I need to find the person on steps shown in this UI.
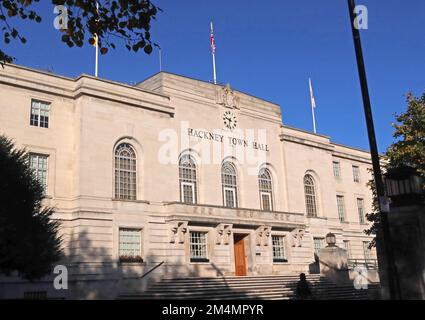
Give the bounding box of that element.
[295,273,313,300]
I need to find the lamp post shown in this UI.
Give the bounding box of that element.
[385,166,425,207]
[346,0,400,299]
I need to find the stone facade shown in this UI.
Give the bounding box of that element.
[0,64,376,299]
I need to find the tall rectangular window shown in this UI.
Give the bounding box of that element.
[272,235,286,262]
[29,154,48,192]
[190,232,208,262]
[119,228,142,261]
[313,237,325,259]
[352,165,360,183]
[333,161,341,178]
[224,187,237,208]
[30,100,50,128]
[357,198,365,224]
[343,240,352,259]
[261,192,272,211]
[181,182,195,204]
[336,195,346,222]
[363,241,371,260]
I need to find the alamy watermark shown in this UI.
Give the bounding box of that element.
[53,6,68,31]
[354,5,368,30]
[53,265,68,290]
[158,121,269,175]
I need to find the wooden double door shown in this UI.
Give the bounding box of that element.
[233,234,247,276]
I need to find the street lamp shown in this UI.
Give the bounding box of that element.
[385,166,424,207]
[346,0,400,299]
[325,233,337,247]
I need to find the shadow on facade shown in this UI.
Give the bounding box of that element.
[33,231,258,300]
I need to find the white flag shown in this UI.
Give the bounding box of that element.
[309,78,316,109]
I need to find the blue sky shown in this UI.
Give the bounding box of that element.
[3,0,425,152]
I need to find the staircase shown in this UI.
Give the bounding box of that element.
[118,274,381,300]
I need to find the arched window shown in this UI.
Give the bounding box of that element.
[304,174,317,217]
[179,154,197,204]
[222,162,238,208]
[259,168,273,211]
[114,143,137,200]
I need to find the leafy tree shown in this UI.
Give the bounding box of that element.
[0,135,62,280]
[0,0,161,66]
[365,92,425,245]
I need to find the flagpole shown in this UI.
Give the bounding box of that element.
[309,78,317,133]
[95,38,99,77]
[95,2,99,77]
[212,49,217,85]
[210,22,217,84]
[159,47,162,72]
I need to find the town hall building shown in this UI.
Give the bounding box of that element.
[0,64,376,299]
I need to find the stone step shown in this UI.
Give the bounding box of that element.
[122,286,377,300]
[152,281,380,290]
[117,274,381,300]
[159,275,323,282]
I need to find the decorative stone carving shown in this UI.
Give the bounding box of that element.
[217,84,239,109]
[169,221,179,243]
[255,225,272,246]
[215,224,232,245]
[169,221,188,244]
[291,228,305,247]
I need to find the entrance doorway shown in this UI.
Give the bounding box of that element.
[233,234,247,276]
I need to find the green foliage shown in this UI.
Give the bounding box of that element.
[365,92,425,245]
[0,0,161,66]
[0,135,62,280]
[386,92,425,177]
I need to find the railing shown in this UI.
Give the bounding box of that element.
[347,259,378,270]
[139,261,165,280]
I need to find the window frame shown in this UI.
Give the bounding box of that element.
[180,181,196,204]
[30,99,51,128]
[352,165,361,183]
[333,161,341,179]
[179,154,198,204]
[357,198,365,224]
[336,195,346,222]
[114,143,137,201]
[272,235,287,263]
[223,187,237,208]
[28,153,49,193]
[189,231,209,263]
[259,168,274,211]
[222,162,238,208]
[304,174,318,217]
[260,191,273,212]
[118,228,143,263]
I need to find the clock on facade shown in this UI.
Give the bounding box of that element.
[223,111,237,130]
